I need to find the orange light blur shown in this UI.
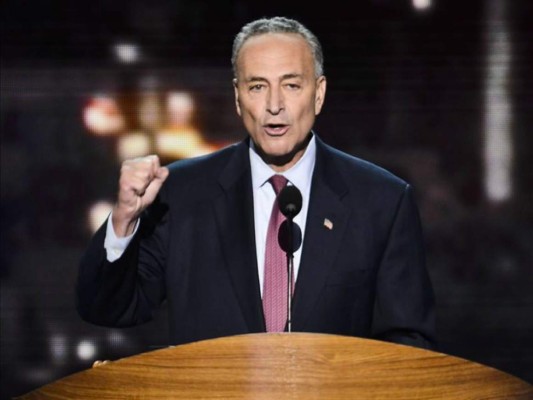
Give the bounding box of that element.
[83,96,125,136]
[154,91,220,159]
[156,128,218,159]
[117,132,152,161]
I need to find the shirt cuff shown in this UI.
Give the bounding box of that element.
[104,213,139,262]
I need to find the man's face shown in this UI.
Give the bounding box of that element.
[233,33,326,171]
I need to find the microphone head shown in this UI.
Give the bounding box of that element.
[278,185,302,218]
[278,220,302,253]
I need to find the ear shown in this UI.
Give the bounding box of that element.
[314,75,327,115]
[233,78,242,116]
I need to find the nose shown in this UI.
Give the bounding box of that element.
[266,87,284,115]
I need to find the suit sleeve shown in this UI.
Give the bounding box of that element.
[371,184,436,349]
[75,198,169,327]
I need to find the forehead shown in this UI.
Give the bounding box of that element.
[236,33,314,78]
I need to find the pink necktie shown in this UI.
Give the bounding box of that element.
[263,174,290,332]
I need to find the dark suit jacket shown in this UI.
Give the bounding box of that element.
[77,135,435,349]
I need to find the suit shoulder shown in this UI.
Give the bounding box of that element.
[157,141,244,202]
[322,143,408,191]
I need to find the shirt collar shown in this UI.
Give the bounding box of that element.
[249,134,316,193]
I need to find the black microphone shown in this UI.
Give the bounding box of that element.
[278,185,302,219]
[278,220,302,253]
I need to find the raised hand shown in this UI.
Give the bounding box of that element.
[111,155,169,237]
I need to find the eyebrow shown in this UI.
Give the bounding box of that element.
[244,73,304,83]
[281,73,303,80]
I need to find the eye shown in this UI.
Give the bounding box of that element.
[285,83,301,90]
[249,84,265,92]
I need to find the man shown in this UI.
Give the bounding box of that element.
[77,17,435,349]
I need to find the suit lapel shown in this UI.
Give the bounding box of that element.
[292,138,351,330]
[213,140,265,332]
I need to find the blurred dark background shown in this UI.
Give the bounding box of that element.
[1,0,532,397]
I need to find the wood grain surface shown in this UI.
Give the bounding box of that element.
[18,333,533,399]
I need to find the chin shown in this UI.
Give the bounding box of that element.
[263,144,293,158]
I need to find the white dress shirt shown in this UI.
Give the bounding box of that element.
[104,135,317,297]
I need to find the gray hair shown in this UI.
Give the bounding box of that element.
[231,16,324,78]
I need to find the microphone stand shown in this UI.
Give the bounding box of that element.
[286,217,294,333]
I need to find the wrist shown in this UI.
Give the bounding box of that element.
[111,207,139,237]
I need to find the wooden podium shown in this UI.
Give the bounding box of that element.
[18,333,532,399]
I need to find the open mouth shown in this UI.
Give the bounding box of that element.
[264,124,289,136]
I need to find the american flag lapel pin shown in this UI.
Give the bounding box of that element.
[323,218,333,230]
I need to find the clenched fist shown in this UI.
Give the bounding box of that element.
[112,155,169,237]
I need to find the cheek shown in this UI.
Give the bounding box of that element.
[295,101,317,123]
[242,103,263,122]
[240,109,261,133]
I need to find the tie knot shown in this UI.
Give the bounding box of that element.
[269,175,288,195]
